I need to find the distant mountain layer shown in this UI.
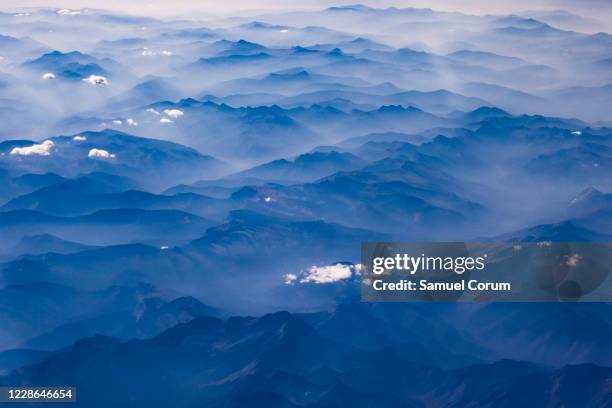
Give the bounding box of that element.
[0,282,216,351]
[0,208,214,246]
[224,151,366,183]
[0,130,230,189]
[3,304,610,407]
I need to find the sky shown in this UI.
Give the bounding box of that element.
[2,0,611,32]
[3,0,611,17]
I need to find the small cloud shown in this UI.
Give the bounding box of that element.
[160,245,169,250]
[42,72,55,80]
[82,75,108,86]
[111,119,122,125]
[88,148,116,159]
[299,263,357,284]
[264,196,272,203]
[126,118,138,126]
[284,273,297,285]
[11,140,54,156]
[73,135,87,141]
[57,9,82,15]
[164,109,184,119]
[280,29,289,33]
[141,49,173,57]
[160,117,173,124]
[565,253,582,267]
[146,108,160,115]
[572,131,582,136]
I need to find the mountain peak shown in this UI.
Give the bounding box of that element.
[468,106,510,120]
[571,187,603,205]
[377,105,423,114]
[292,46,317,54]
[471,106,508,115]
[327,48,344,56]
[327,4,372,12]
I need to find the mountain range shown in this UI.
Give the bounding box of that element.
[0,3,610,407]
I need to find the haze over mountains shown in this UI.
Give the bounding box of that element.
[0,3,611,407]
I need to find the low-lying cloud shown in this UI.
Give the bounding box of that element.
[10,140,54,156]
[141,49,173,57]
[164,109,184,119]
[88,148,116,159]
[83,75,109,86]
[285,263,361,285]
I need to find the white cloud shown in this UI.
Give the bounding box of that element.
[42,72,55,80]
[88,148,116,159]
[73,135,87,141]
[126,118,138,126]
[164,109,184,118]
[82,75,108,86]
[141,49,173,57]
[160,245,169,250]
[280,29,289,33]
[57,9,82,16]
[112,119,123,125]
[10,140,54,156]
[299,263,357,284]
[146,108,160,115]
[565,253,583,267]
[264,196,272,203]
[572,131,582,136]
[284,273,297,284]
[160,117,173,124]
